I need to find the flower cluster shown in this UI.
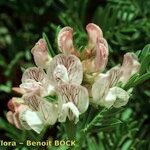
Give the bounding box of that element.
[6,23,140,133]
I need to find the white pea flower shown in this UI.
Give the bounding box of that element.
[6,97,44,133]
[19,109,45,133]
[31,38,52,69]
[6,105,29,129]
[22,94,58,130]
[119,52,141,83]
[92,52,140,108]
[56,83,89,123]
[20,67,55,97]
[57,27,74,54]
[22,93,58,125]
[47,54,83,85]
[6,96,58,133]
[6,97,26,129]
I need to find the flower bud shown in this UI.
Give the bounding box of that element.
[31,39,51,69]
[58,27,74,53]
[6,98,28,129]
[119,52,140,83]
[7,97,24,112]
[82,38,108,73]
[86,23,103,46]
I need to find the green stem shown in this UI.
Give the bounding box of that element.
[66,120,76,139]
[74,107,95,150]
[73,131,84,150]
[83,108,107,133]
[64,120,77,150]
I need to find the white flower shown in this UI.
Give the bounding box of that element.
[58,27,74,54]
[92,69,119,106]
[22,93,58,125]
[6,96,58,133]
[20,67,55,97]
[6,97,43,133]
[119,52,141,83]
[47,54,83,85]
[92,52,140,108]
[56,83,89,123]
[31,38,52,69]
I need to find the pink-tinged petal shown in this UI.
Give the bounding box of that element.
[7,97,24,112]
[31,39,47,54]
[31,38,51,69]
[86,23,103,45]
[47,54,83,85]
[21,67,54,97]
[16,104,29,113]
[57,27,75,54]
[94,38,108,72]
[38,99,58,125]
[82,38,108,73]
[13,112,22,129]
[21,67,47,84]
[6,111,14,125]
[119,53,140,83]
[95,43,107,72]
[98,37,108,50]
[82,23,109,73]
[56,83,89,114]
[12,87,26,95]
[7,99,15,112]
[6,100,31,130]
[21,94,58,126]
[7,110,23,129]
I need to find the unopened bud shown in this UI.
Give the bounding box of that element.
[31,39,51,69]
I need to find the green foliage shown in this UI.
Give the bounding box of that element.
[42,32,56,57]
[84,108,149,150]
